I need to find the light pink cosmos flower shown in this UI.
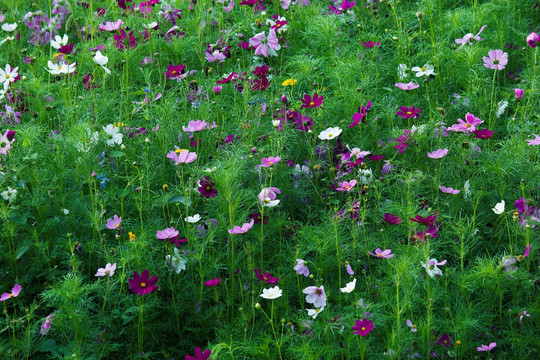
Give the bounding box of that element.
[228,219,255,234]
[455,25,486,50]
[439,185,460,194]
[95,263,116,277]
[260,156,281,167]
[395,81,419,91]
[368,248,394,258]
[182,120,217,132]
[0,284,21,301]
[406,319,417,332]
[483,49,508,70]
[249,30,281,57]
[448,112,484,133]
[99,20,123,32]
[477,343,496,352]
[166,147,197,164]
[427,148,448,159]
[525,134,540,146]
[106,215,122,229]
[258,187,281,206]
[336,179,357,192]
[40,314,54,335]
[303,285,327,308]
[156,227,179,241]
[281,0,290,9]
[346,263,354,275]
[0,129,15,156]
[294,259,309,277]
[205,50,226,63]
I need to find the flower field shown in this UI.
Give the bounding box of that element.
[0,0,539,359]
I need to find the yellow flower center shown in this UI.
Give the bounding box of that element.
[5,75,9,79]
[406,111,412,115]
[328,133,333,137]
[172,70,177,74]
[429,265,434,270]
[309,101,315,106]
[140,282,147,288]
[345,186,350,189]
[421,67,426,71]
[9,293,14,298]
[465,123,471,128]
[268,162,272,165]
[206,186,211,191]
[58,66,63,70]
[175,148,188,153]
[377,253,383,257]
[276,24,281,27]
[264,198,270,203]
[443,340,448,344]
[361,327,366,331]
[413,324,417,328]
[115,223,119,228]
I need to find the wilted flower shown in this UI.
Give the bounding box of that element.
[406,319,417,332]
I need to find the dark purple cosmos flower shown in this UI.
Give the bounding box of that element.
[198,177,218,198]
[396,106,421,119]
[300,93,324,108]
[204,277,221,287]
[185,347,213,360]
[295,113,314,132]
[58,44,74,54]
[114,28,137,50]
[352,319,374,336]
[473,129,493,139]
[249,212,268,224]
[254,269,279,284]
[383,213,402,225]
[129,269,159,296]
[437,333,453,348]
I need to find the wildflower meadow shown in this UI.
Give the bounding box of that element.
[1,0,540,358]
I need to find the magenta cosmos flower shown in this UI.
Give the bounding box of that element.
[514,88,524,99]
[0,284,21,301]
[352,319,374,336]
[255,269,279,284]
[362,41,380,48]
[473,129,493,139]
[448,112,483,133]
[294,259,309,277]
[185,347,213,360]
[303,285,327,308]
[300,93,324,108]
[336,179,357,192]
[525,134,540,145]
[477,342,496,352]
[427,148,448,159]
[527,31,540,47]
[40,314,54,335]
[204,277,221,287]
[439,185,460,194]
[368,248,394,258]
[106,215,122,229]
[228,219,255,234]
[383,213,402,225]
[396,106,421,119]
[483,49,508,70]
[0,130,15,157]
[249,30,281,57]
[395,82,419,91]
[437,333,453,347]
[129,269,159,296]
[167,147,197,164]
[260,156,281,167]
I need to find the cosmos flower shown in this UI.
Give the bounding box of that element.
[0,284,21,301]
[228,219,255,234]
[318,127,342,140]
[128,269,159,296]
[526,31,540,48]
[455,25,487,50]
[167,147,197,164]
[492,200,505,215]
[448,113,483,133]
[204,277,221,287]
[395,82,419,91]
[352,319,374,336]
[249,30,281,57]
[198,177,218,198]
[255,269,280,284]
[427,149,448,159]
[294,259,309,277]
[336,180,357,192]
[260,286,282,299]
[383,213,402,225]
[477,343,496,352]
[303,286,327,308]
[483,49,508,70]
[185,347,213,360]
[411,64,436,77]
[306,307,324,319]
[260,156,281,167]
[50,34,69,49]
[340,278,357,293]
[439,185,460,194]
[95,263,116,277]
[99,19,123,31]
[406,319,417,332]
[437,333,453,347]
[0,64,18,91]
[300,93,324,108]
[396,106,422,119]
[105,215,122,229]
[421,258,447,278]
[368,248,394,258]
[525,134,540,145]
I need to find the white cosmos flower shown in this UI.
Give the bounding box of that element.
[421,258,447,278]
[185,214,201,223]
[306,307,324,319]
[50,34,69,49]
[492,200,505,215]
[1,187,17,201]
[340,278,356,293]
[75,128,99,152]
[102,124,123,146]
[46,60,76,75]
[1,23,17,32]
[0,64,18,91]
[411,64,436,77]
[260,286,282,299]
[165,248,187,274]
[93,51,111,74]
[318,126,342,140]
[144,21,158,29]
[0,36,14,46]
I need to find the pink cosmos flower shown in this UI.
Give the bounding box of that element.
[406,319,417,332]
[483,49,508,70]
[346,263,354,275]
[294,259,309,277]
[395,82,419,91]
[228,219,255,234]
[129,269,159,296]
[448,112,483,133]
[205,50,226,63]
[439,185,460,194]
[514,88,524,99]
[95,263,116,277]
[477,343,496,352]
[526,31,540,48]
[455,25,486,50]
[368,248,394,258]
[106,215,122,229]
[524,244,531,258]
[525,134,540,145]
[0,284,21,301]
[99,19,123,31]
[167,148,197,164]
[352,319,374,336]
[303,285,327,308]
[185,347,213,360]
[156,227,187,247]
[204,277,221,287]
[213,86,222,94]
[362,41,380,48]
[182,120,215,132]
[300,93,324,108]
[260,156,281,167]
[427,148,448,159]
[0,129,15,157]
[336,179,357,192]
[396,106,421,119]
[249,30,281,57]
[40,314,54,335]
